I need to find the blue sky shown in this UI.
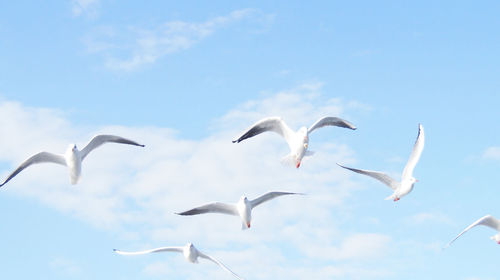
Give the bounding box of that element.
[0,1,499,279]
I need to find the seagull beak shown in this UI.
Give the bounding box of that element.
[296,161,301,168]
[247,222,251,228]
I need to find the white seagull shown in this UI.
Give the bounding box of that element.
[232,116,356,168]
[114,243,244,280]
[337,124,424,201]
[0,135,144,187]
[176,191,303,229]
[446,215,500,247]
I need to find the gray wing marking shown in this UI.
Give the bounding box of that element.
[337,163,400,190]
[250,191,303,209]
[446,215,500,247]
[232,117,294,145]
[113,247,183,255]
[80,134,144,161]
[198,251,244,280]
[307,116,357,134]
[402,124,425,179]
[175,202,238,216]
[0,152,66,187]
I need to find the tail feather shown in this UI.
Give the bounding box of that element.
[384,193,397,201]
[280,154,296,167]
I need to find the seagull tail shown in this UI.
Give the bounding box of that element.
[384,193,397,201]
[280,153,296,167]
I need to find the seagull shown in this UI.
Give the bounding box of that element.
[176,191,303,229]
[232,116,356,168]
[446,215,500,247]
[0,135,144,187]
[114,243,244,279]
[337,124,424,201]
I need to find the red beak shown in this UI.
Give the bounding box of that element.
[247,223,251,228]
[296,162,301,168]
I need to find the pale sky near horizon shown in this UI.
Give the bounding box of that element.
[0,1,499,280]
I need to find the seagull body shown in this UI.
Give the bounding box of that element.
[114,243,243,279]
[446,215,500,247]
[176,191,303,229]
[232,116,356,168]
[0,135,144,187]
[338,124,424,201]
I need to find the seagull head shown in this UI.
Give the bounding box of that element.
[240,196,249,203]
[68,144,78,153]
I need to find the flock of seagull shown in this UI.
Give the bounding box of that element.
[0,115,497,279]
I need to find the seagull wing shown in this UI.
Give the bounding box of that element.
[198,251,244,280]
[175,202,238,216]
[80,134,144,161]
[232,117,294,147]
[446,215,500,247]
[307,116,357,135]
[337,163,400,190]
[0,152,66,187]
[113,247,183,255]
[402,124,425,180]
[250,191,303,209]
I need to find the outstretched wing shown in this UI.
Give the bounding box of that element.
[337,163,400,190]
[307,116,357,135]
[80,135,144,161]
[402,124,425,180]
[0,152,66,187]
[446,215,500,248]
[250,191,303,209]
[198,251,244,280]
[113,247,183,255]
[232,117,294,147]
[175,202,238,216]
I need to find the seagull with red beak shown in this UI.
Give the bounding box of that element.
[232,116,356,168]
[176,191,303,230]
[337,124,424,201]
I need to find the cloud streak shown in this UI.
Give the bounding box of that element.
[84,9,259,70]
[481,146,500,161]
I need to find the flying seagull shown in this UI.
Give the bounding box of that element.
[176,191,303,229]
[446,215,500,247]
[0,134,144,187]
[114,243,244,280]
[337,124,424,201]
[232,116,356,168]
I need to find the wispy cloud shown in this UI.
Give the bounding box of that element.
[406,212,453,226]
[72,0,100,17]
[481,146,500,161]
[84,9,262,70]
[49,257,82,276]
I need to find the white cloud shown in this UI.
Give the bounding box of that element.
[84,9,260,70]
[481,146,500,161]
[0,85,395,279]
[72,0,100,17]
[49,257,82,276]
[406,212,453,226]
